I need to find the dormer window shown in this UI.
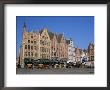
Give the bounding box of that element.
[31,36,33,38]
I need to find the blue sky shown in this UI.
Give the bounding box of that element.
[16,16,94,56]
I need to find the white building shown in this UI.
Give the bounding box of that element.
[81,49,88,63]
[66,38,75,63]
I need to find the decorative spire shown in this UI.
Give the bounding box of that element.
[23,22,26,28]
[23,22,26,32]
[44,27,48,31]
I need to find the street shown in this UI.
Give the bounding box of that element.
[16,67,94,74]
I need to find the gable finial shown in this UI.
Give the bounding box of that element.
[23,22,26,28]
[22,22,27,32]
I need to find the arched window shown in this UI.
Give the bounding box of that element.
[25,45,27,49]
[28,45,30,50]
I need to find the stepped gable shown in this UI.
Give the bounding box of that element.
[48,31,54,40]
[39,29,43,35]
[80,49,82,54]
[88,42,94,50]
[75,48,82,54]
[57,34,63,43]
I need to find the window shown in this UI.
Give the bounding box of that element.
[28,40,30,43]
[31,46,33,50]
[88,57,90,61]
[31,36,33,38]
[42,36,44,38]
[25,52,27,56]
[25,45,27,49]
[28,52,30,56]
[47,49,48,52]
[54,52,56,56]
[40,40,42,44]
[31,52,33,56]
[34,46,36,50]
[41,47,43,52]
[34,41,36,44]
[42,41,44,45]
[91,56,94,61]
[44,48,46,52]
[31,41,33,43]
[42,47,45,52]
[28,45,30,50]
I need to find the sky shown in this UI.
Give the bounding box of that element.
[16,16,94,56]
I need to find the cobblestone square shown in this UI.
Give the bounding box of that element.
[16,67,94,74]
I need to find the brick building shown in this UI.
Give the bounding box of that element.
[87,42,94,61]
[75,48,82,62]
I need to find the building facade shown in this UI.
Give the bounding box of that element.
[20,23,41,67]
[75,48,82,62]
[66,38,75,63]
[81,49,88,63]
[18,23,94,67]
[40,28,51,59]
[19,23,69,67]
[87,42,94,61]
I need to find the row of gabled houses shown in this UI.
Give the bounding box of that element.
[17,23,94,68]
[75,43,94,63]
